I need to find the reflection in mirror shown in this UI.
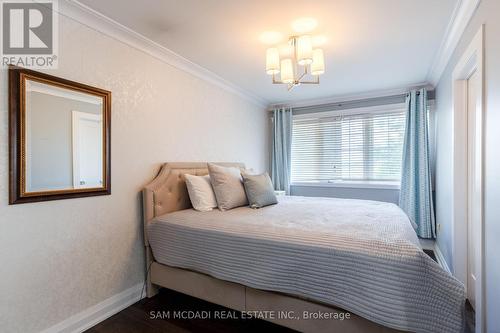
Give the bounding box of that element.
[25,79,104,192]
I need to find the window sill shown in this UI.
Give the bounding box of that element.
[290,181,400,190]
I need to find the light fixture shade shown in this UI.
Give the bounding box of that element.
[296,35,313,65]
[266,48,280,75]
[311,49,325,75]
[280,59,294,84]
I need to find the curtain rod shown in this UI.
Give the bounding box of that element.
[269,90,435,113]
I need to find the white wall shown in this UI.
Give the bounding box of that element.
[0,12,268,333]
[291,186,400,204]
[434,0,500,331]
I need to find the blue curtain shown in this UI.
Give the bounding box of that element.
[271,107,292,194]
[399,89,436,238]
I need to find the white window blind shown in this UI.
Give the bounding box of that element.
[291,109,406,183]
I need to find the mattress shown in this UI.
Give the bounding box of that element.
[147,196,465,333]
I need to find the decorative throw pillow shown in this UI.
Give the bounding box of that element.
[208,163,248,211]
[242,172,278,209]
[184,174,217,212]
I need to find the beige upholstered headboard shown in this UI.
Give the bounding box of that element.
[142,162,245,245]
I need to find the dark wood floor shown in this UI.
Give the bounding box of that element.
[465,300,475,333]
[86,251,474,333]
[85,288,295,333]
[423,249,438,262]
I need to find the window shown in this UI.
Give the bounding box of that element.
[291,107,406,184]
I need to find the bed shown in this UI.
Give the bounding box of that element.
[142,162,465,333]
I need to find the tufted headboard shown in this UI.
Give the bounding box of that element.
[142,162,245,245]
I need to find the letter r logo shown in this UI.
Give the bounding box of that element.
[2,2,53,54]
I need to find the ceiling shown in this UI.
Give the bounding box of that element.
[79,0,458,105]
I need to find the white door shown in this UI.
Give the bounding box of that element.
[72,111,103,188]
[466,69,480,310]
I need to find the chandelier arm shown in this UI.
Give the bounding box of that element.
[298,77,320,84]
[272,73,284,84]
[295,70,307,83]
[297,72,320,84]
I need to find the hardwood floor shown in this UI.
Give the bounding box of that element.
[86,281,474,333]
[85,288,295,333]
[423,249,438,262]
[465,300,475,333]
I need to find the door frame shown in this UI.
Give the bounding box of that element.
[72,110,103,189]
[451,25,484,332]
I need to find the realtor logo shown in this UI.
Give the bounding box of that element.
[1,0,58,68]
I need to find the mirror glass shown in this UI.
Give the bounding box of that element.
[25,79,104,193]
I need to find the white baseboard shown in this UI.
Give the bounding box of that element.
[434,243,451,274]
[419,238,435,250]
[40,283,144,333]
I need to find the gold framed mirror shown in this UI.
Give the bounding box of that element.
[9,66,111,204]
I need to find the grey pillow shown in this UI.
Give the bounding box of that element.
[208,163,248,211]
[242,172,278,209]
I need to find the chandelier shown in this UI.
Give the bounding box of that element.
[265,24,325,91]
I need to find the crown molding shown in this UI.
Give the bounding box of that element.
[56,0,267,108]
[268,82,432,110]
[427,0,481,85]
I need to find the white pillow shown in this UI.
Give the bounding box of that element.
[184,174,217,212]
[208,163,248,211]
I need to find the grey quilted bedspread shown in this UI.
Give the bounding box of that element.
[148,196,465,332]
